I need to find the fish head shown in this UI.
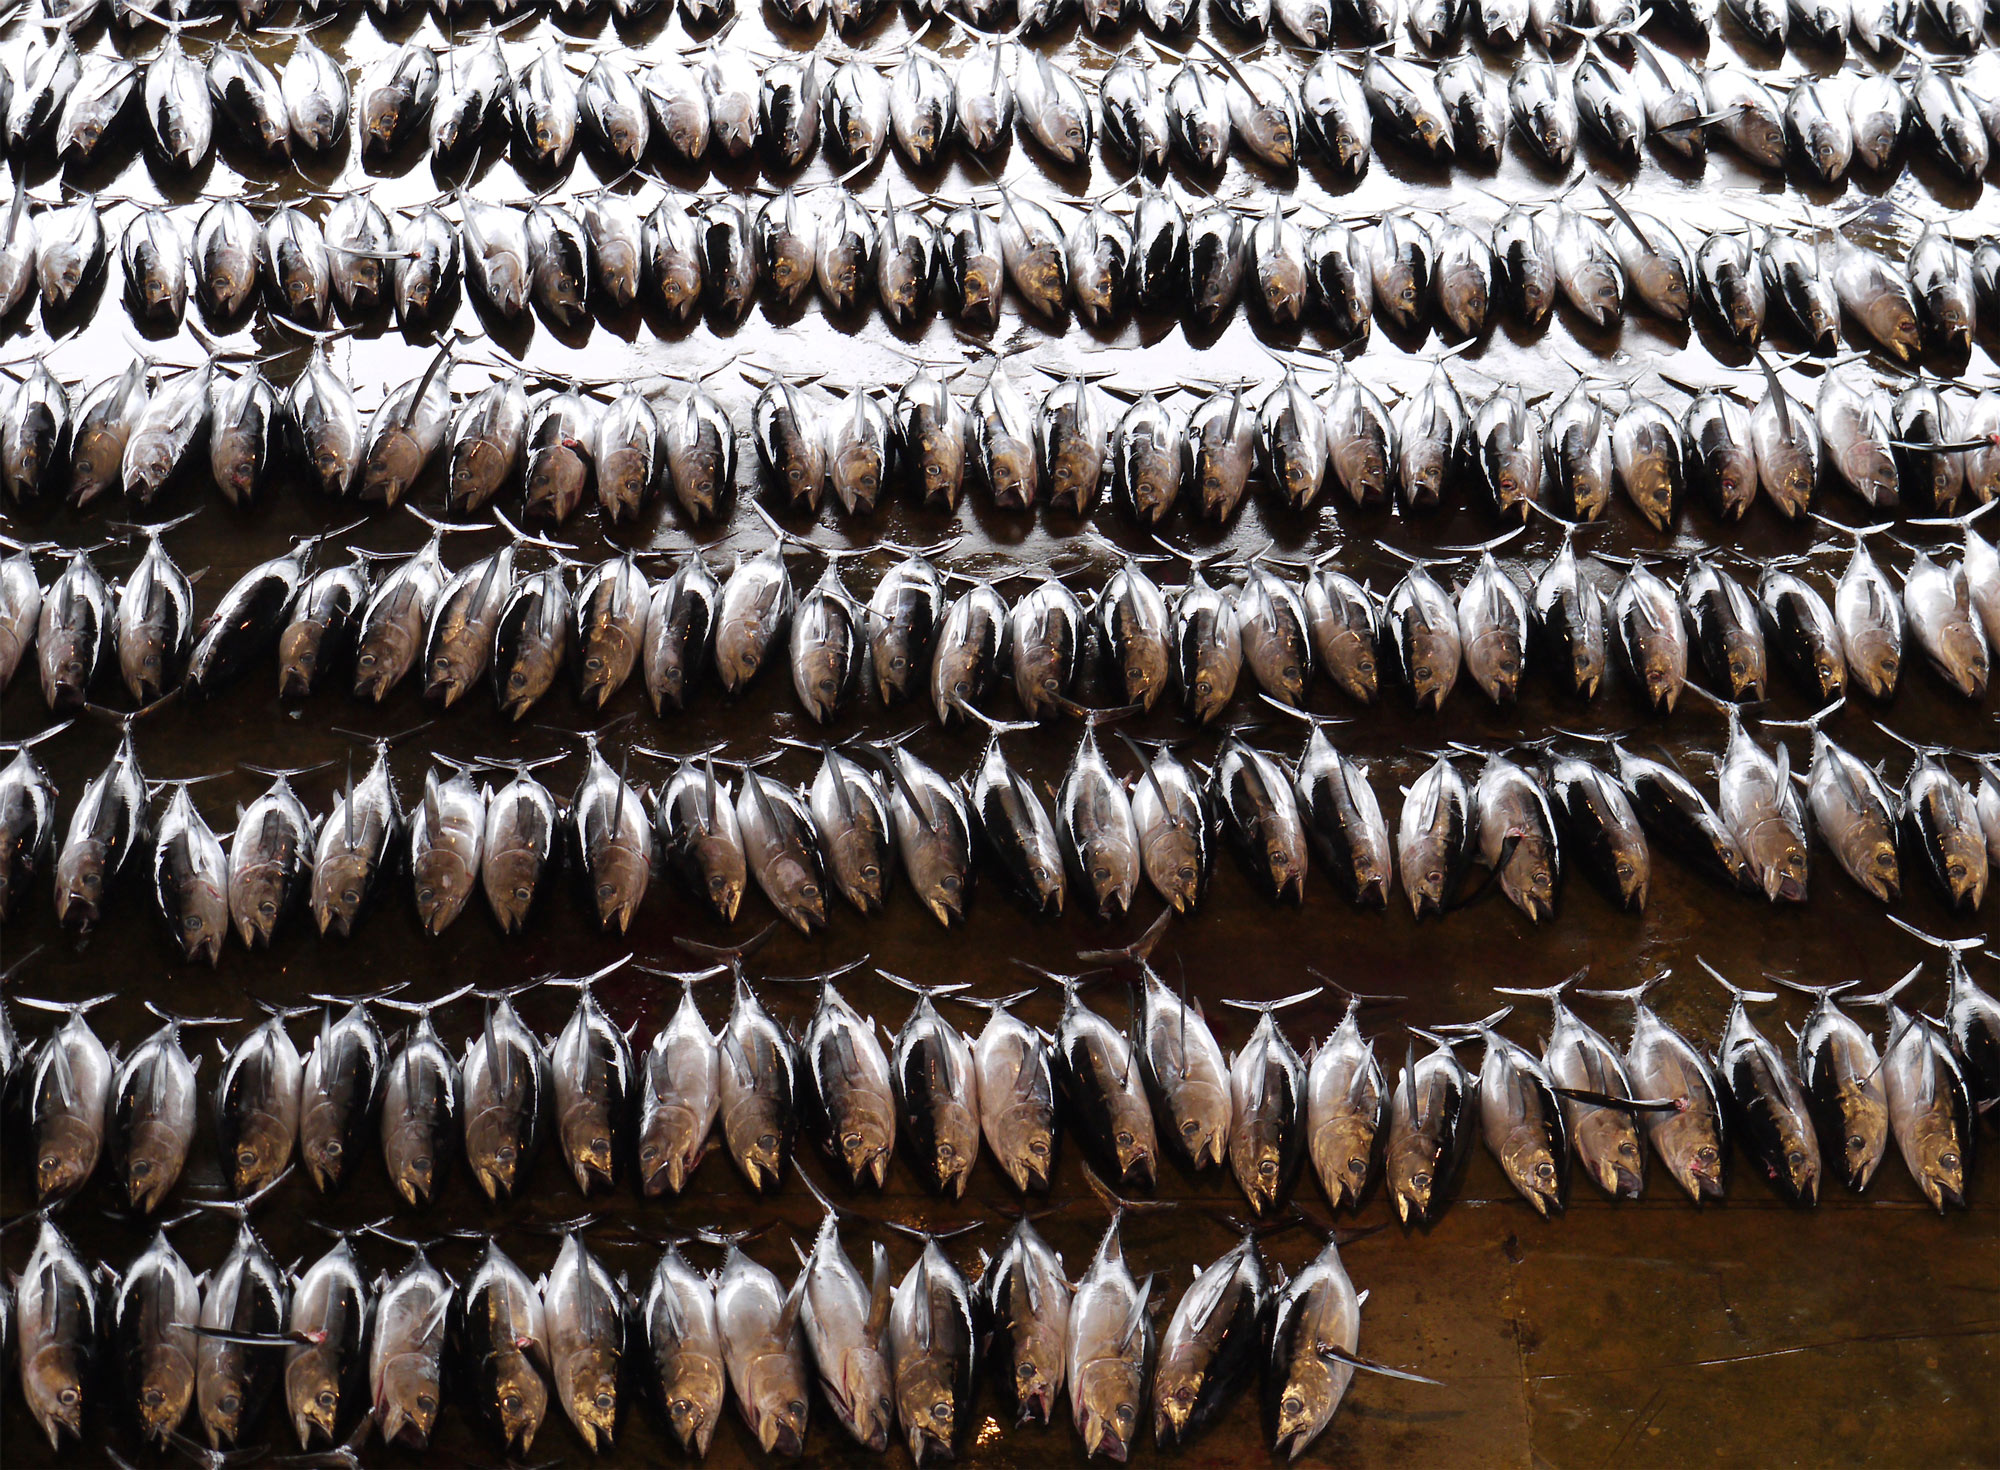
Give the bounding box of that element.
[897,1361,958,1463]
[452,436,511,504]
[53,838,107,930]
[492,1347,549,1452]
[312,852,371,937]
[563,1350,621,1451]
[227,1110,296,1195]
[386,1125,441,1207]
[589,844,650,932]
[300,1111,352,1193]
[1113,1108,1158,1190]
[199,1352,253,1448]
[135,1343,196,1442]
[34,1114,98,1203]
[746,1358,808,1455]
[693,837,746,922]
[1271,1354,1339,1462]
[992,1102,1057,1193]
[413,853,474,935]
[1074,1358,1142,1462]
[277,622,326,698]
[123,1118,190,1212]
[377,1351,442,1447]
[467,1111,528,1201]
[563,1114,619,1194]
[483,848,541,933]
[1940,832,1987,911]
[661,1356,724,1455]
[363,432,424,506]
[638,1108,700,1196]
[919,867,966,927]
[286,1348,343,1447]
[26,1341,87,1446]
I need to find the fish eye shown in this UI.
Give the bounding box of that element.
[319,1390,338,1410]
[505,1392,523,1413]
[1030,1139,1049,1156]
[418,1393,436,1414]
[1116,1130,1133,1147]
[1116,1405,1134,1425]
[220,1393,241,1415]
[324,1140,343,1159]
[237,1148,257,1169]
[789,1399,807,1418]
[596,1392,614,1411]
[258,899,276,919]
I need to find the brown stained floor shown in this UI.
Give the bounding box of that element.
[3,0,2000,1467]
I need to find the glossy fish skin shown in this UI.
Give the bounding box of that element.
[70,362,150,507]
[1284,719,1391,909]
[281,38,348,154]
[299,996,387,1195]
[209,364,279,509]
[635,976,719,1200]
[1054,978,1158,1192]
[115,1227,201,1445]
[1067,1216,1154,1464]
[1456,553,1529,705]
[572,734,651,934]
[1683,556,1768,704]
[460,992,546,1204]
[111,1014,205,1210]
[1798,731,1898,905]
[1304,568,1384,708]
[1361,54,1452,161]
[1170,561,1242,724]
[1695,232,1766,346]
[448,379,529,515]
[1788,985,1888,1196]
[737,771,827,936]
[969,735,1066,919]
[312,743,401,939]
[55,728,149,935]
[1213,737,1309,906]
[1545,754,1648,912]
[1471,1019,1567,1216]
[892,987,983,1202]
[1899,750,1988,915]
[714,1245,809,1457]
[791,564,864,722]
[716,537,795,697]
[192,207,277,329]
[1264,1236,1363,1461]
[1397,755,1471,920]
[1133,960,1231,1174]
[285,1238,368,1450]
[887,1241,978,1466]
[285,348,360,500]
[1757,569,1845,703]
[394,207,462,329]
[981,1218,1071,1428]
[1061,724,1141,919]
[1588,984,1727,1203]
[1306,996,1386,1210]
[796,981,895,1190]
[24,996,117,1204]
[229,772,314,956]
[369,1247,451,1449]
[1386,1030,1474,1226]
[1614,741,1751,895]
[1612,560,1686,715]
[492,565,572,722]
[483,761,561,937]
[1383,561,1459,713]
[1902,549,1988,701]
[931,579,1008,726]
[1530,537,1606,701]
[548,984,633,1196]
[380,1002,461,1210]
[215,1011,303,1196]
[645,1245,725,1457]
[1227,1005,1311,1218]
[452,1240,551,1455]
[794,1208,892,1456]
[544,1233,628,1453]
[1471,752,1561,924]
[656,756,745,926]
[198,1220,289,1450]
[1709,974,1821,1207]
[0,739,59,922]
[1189,386,1259,522]
[18,1220,102,1449]
[1235,558,1313,710]
[361,354,454,508]
[719,977,798,1196]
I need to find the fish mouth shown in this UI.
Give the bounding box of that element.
[1612,1164,1645,1200]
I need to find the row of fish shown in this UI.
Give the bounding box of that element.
[15,0,1995,61]
[9,917,1992,1225]
[5,650,2000,954]
[9,21,1999,195]
[5,1187,1410,1464]
[12,139,1995,356]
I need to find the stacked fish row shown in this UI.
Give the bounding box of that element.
[5,926,1996,1457]
[9,22,2000,195]
[19,0,1997,58]
[8,934,1994,1216]
[7,302,2000,537]
[12,164,1996,358]
[11,481,2000,731]
[10,1178,1389,1463]
[8,652,2000,954]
